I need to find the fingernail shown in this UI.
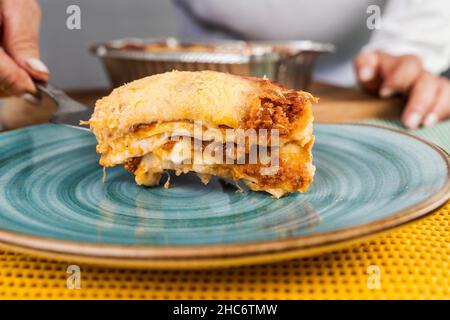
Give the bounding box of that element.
[423,113,438,127]
[25,58,49,74]
[21,93,41,105]
[380,87,394,98]
[405,112,422,129]
[359,67,374,81]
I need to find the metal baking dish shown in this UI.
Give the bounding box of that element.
[91,38,334,89]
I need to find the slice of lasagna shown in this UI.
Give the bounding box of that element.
[84,70,317,198]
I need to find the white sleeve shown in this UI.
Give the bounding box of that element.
[363,0,450,74]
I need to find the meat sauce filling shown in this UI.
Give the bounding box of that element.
[244,89,308,135]
[125,89,311,188]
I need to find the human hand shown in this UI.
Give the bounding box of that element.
[0,0,49,97]
[354,51,450,129]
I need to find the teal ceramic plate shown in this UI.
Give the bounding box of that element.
[0,124,448,268]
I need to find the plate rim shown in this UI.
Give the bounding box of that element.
[0,123,448,265]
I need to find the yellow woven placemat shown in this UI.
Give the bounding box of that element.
[0,201,448,300]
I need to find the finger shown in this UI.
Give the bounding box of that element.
[0,48,36,95]
[379,55,422,98]
[354,51,382,93]
[1,0,49,81]
[401,72,440,129]
[422,79,450,127]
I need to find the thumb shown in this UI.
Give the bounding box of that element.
[9,41,49,82]
[2,0,49,81]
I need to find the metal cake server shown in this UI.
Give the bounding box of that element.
[35,82,93,127]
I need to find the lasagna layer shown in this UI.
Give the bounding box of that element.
[84,71,317,198]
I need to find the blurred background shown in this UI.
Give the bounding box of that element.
[35,0,450,89]
[1,0,449,130]
[39,0,177,89]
